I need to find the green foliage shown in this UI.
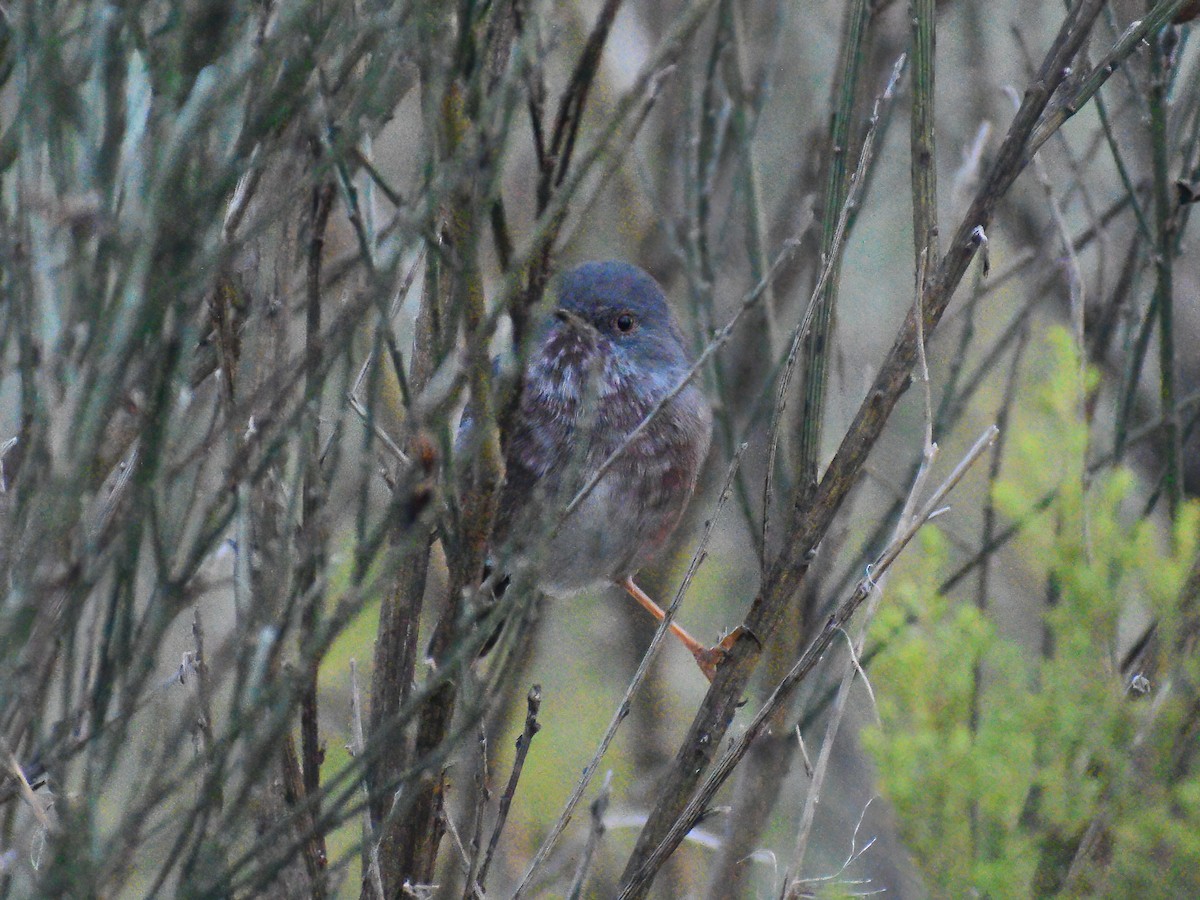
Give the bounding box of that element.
[864,327,1200,897]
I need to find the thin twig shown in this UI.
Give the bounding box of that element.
[475,685,542,892]
[349,660,386,900]
[348,395,409,465]
[4,749,51,831]
[1147,15,1182,516]
[190,607,219,802]
[565,771,613,900]
[914,250,934,452]
[461,726,489,900]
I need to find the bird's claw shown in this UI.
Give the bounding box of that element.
[691,625,755,683]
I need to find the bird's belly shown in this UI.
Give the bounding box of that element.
[534,478,632,596]
[533,469,681,598]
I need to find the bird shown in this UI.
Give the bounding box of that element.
[486,260,739,681]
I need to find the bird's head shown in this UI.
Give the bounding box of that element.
[547,261,692,386]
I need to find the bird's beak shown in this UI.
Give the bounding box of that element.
[554,308,585,327]
[553,308,593,335]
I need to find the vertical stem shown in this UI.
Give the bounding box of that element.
[1148,13,1181,517]
[795,0,874,495]
[910,0,939,285]
[298,174,335,897]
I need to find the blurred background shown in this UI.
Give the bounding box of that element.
[0,0,1198,897]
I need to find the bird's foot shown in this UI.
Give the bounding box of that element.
[691,625,755,683]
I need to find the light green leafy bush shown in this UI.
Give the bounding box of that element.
[865,328,1200,897]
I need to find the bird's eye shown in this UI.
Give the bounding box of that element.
[614,313,636,334]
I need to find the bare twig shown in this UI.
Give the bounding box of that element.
[1147,15,1182,516]
[565,771,613,900]
[475,684,542,892]
[349,661,386,900]
[461,726,490,900]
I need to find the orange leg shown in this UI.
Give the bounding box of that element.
[621,577,737,682]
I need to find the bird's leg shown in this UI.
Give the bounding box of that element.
[620,577,737,682]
